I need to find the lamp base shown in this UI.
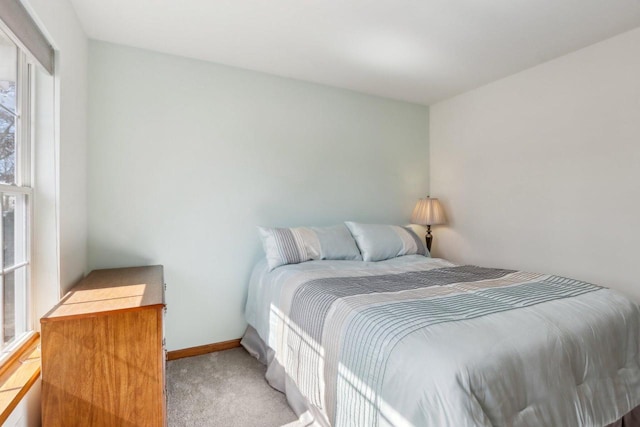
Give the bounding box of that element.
[425,225,433,252]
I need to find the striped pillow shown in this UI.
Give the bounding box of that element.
[344,222,428,262]
[258,225,362,271]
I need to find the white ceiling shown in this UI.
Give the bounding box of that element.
[70,0,640,105]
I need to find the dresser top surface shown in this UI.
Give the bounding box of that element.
[41,265,164,321]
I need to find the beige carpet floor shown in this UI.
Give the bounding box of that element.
[167,347,302,427]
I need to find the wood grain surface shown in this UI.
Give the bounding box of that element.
[41,266,166,426]
[41,266,164,321]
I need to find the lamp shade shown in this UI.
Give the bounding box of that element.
[411,197,446,226]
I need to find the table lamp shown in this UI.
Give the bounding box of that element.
[411,197,446,251]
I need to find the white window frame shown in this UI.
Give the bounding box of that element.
[0,34,34,362]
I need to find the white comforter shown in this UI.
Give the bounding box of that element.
[244,256,640,426]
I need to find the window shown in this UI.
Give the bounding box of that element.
[0,28,32,357]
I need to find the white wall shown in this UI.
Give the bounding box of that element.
[24,0,88,296]
[430,27,640,302]
[88,41,429,351]
[3,380,40,427]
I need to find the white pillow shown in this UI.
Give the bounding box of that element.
[344,222,428,262]
[258,225,362,271]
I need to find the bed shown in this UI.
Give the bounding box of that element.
[242,253,640,426]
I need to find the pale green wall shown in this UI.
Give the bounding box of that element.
[88,41,429,350]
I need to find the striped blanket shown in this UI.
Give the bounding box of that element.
[243,255,640,426]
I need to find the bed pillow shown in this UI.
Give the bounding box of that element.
[344,221,428,262]
[258,225,362,271]
[313,225,363,261]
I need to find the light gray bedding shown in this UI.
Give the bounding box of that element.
[242,255,640,426]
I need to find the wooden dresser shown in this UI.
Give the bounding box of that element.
[40,266,166,427]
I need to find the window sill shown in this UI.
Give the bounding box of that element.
[0,333,41,425]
